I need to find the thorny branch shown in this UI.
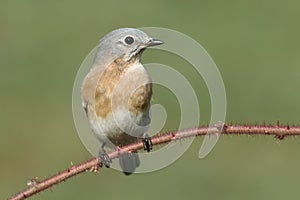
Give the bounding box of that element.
[8,123,300,200]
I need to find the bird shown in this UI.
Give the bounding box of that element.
[81,28,163,175]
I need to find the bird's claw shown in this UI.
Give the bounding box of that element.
[143,135,152,152]
[98,152,112,168]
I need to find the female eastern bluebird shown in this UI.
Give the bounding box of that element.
[81,28,163,175]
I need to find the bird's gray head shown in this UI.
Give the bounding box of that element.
[94,28,163,65]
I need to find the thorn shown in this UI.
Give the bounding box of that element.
[171,132,176,138]
[89,165,100,173]
[116,146,122,155]
[70,161,76,170]
[27,177,39,187]
[274,134,285,140]
[286,125,290,130]
[223,123,228,131]
[276,120,280,128]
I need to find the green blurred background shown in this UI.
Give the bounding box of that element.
[1,0,300,199]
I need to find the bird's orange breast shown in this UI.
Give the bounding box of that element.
[94,58,152,119]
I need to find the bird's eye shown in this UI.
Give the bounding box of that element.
[124,36,134,45]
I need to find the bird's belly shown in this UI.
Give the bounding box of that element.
[91,108,149,147]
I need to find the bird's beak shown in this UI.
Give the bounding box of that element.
[146,38,164,47]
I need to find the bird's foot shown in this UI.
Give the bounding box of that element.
[143,134,153,152]
[98,151,112,168]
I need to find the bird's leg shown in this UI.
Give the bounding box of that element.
[98,142,112,168]
[142,134,153,152]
